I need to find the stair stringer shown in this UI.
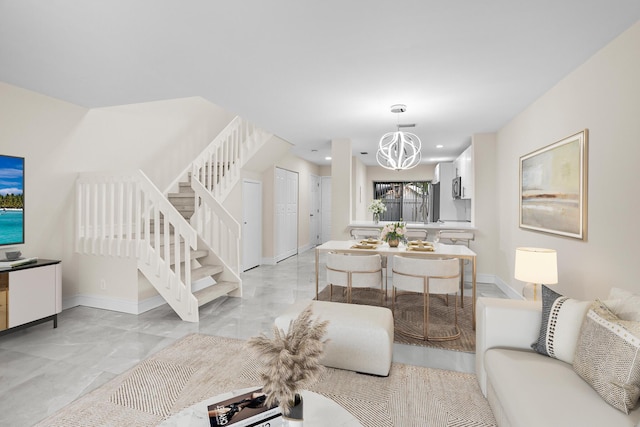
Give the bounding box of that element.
[75,170,201,322]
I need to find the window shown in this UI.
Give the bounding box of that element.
[373,181,430,222]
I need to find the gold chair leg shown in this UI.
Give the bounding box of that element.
[427,292,461,342]
[460,258,464,309]
[424,289,429,340]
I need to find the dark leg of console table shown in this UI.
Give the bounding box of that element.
[0,314,58,337]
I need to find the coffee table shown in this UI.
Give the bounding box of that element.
[158,387,363,426]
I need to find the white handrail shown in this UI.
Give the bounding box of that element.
[187,116,268,278]
[191,179,241,278]
[75,170,199,320]
[74,116,271,322]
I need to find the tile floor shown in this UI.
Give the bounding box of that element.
[0,249,507,427]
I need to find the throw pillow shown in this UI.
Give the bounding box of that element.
[573,300,640,414]
[604,287,640,321]
[531,285,591,364]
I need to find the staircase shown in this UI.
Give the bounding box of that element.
[75,117,272,321]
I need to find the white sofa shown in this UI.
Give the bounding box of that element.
[476,297,640,427]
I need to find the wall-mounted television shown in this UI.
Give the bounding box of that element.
[0,155,25,246]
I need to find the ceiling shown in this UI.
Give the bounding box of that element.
[2,1,639,166]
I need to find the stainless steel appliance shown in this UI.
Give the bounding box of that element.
[452,176,462,199]
[428,182,440,222]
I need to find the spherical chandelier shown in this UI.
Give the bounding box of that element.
[376,104,422,171]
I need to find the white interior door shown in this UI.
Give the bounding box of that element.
[242,179,262,271]
[275,168,286,261]
[321,176,331,243]
[309,174,321,246]
[275,168,298,262]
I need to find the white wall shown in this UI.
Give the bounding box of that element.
[0,83,237,307]
[351,156,368,221]
[471,133,499,277]
[494,21,640,299]
[331,139,353,240]
[0,83,88,297]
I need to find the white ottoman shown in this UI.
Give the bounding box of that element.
[274,300,394,376]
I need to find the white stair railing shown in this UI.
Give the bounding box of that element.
[188,116,271,278]
[191,179,241,282]
[75,170,199,321]
[74,116,272,322]
[190,116,270,201]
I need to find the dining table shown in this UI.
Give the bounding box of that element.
[315,239,478,329]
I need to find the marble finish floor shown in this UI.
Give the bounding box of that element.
[0,248,507,427]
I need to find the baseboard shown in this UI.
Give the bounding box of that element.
[262,245,313,266]
[261,256,276,265]
[298,243,313,253]
[63,293,168,315]
[491,275,524,300]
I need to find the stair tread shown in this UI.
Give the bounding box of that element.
[168,249,208,265]
[187,264,224,282]
[194,281,239,306]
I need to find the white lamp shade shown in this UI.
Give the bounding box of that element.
[514,247,558,285]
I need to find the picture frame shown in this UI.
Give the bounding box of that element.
[519,129,588,240]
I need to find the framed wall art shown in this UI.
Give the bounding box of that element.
[519,129,588,240]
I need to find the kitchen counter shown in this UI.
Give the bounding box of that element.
[348,221,475,231]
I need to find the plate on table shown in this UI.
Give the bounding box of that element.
[351,243,376,249]
[361,239,381,245]
[407,246,435,252]
[408,240,434,247]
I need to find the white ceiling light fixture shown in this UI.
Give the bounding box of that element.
[376,104,422,171]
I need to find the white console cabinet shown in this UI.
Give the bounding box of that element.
[0,260,61,334]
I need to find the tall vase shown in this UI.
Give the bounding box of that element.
[373,213,379,224]
[283,393,303,426]
[388,238,400,248]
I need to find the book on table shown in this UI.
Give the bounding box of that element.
[208,387,282,427]
[0,257,38,269]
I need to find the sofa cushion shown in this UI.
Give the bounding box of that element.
[573,300,640,414]
[485,348,640,427]
[605,287,640,321]
[531,285,591,364]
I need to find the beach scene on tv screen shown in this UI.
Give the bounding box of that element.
[0,156,24,246]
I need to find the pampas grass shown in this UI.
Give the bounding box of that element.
[248,304,329,415]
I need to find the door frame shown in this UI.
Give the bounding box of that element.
[242,179,262,271]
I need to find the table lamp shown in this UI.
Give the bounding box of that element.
[514,247,558,301]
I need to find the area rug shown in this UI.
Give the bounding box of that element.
[317,285,476,353]
[36,334,495,427]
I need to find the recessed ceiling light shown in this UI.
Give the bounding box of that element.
[325,156,332,160]
[436,144,444,148]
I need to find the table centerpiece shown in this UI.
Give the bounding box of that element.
[380,220,407,247]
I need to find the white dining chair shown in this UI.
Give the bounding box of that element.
[349,228,381,241]
[325,252,384,304]
[391,255,461,341]
[405,229,428,241]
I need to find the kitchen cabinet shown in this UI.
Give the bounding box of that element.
[454,145,474,200]
[434,162,457,220]
[434,163,442,184]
